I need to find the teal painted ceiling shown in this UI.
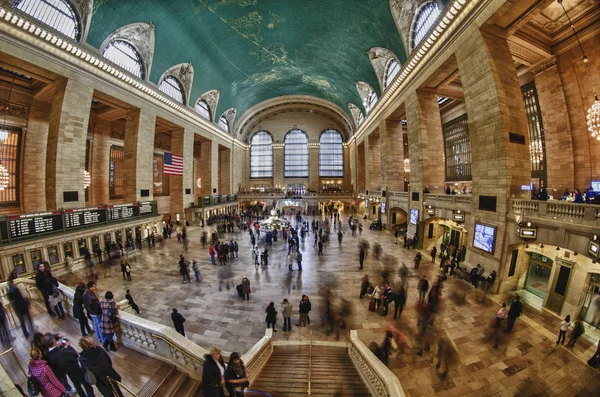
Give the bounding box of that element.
[87,0,410,127]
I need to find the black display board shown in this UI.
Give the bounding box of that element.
[7,211,64,240]
[107,204,139,221]
[64,207,107,230]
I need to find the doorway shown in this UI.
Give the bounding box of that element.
[581,273,600,326]
[524,252,553,299]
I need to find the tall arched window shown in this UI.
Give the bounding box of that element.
[384,59,400,89]
[195,100,212,121]
[319,129,344,177]
[250,131,273,179]
[284,129,309,178]
[15,0,80,40]
[218,115,229,132]
[159,75,185,104]
[357,111,365,126]
[411,1,442,51]
[102,40,145,79]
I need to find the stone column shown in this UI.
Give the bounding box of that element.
[123,108,155,203]
[218,146,231,194]
[211,140,219,195]
[381,118,405,192]
[232,144,244,193]
[367,131,382,191]
[170,128,194,220]
[356,141,366,192]
[45,78,93,210]
[90,117,110,205]
[22,99,51,212]
[198,140,213,196]
[532,58,575,190]
[308,145,319,191]
[273,145,284,189]
[343,145,352,191]
[456,29,531,278]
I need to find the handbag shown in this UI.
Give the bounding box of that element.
[27,370,40,396]
[84,369,97,385]
[52,286,60,299]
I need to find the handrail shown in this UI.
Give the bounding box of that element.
[0,348,27,379]
[242,328,273,385]
[308,331,312,395]
[107,376,138,397]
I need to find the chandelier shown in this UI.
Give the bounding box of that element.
[558,0,598,140]
[0,163,9,191]
[83,170,91,189]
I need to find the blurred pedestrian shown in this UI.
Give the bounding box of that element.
[171,308,186,337]
[566,318,584,348]
[557,314,570,345]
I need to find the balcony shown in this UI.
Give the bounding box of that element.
[424,194,472,214]
[510,199,600,229]
[196,194,238,208]
[237,191,356,201]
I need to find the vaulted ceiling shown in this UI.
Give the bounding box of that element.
[86,0,410,127]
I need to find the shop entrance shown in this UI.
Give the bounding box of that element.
[582,273,600,327]
[524,252,552,299]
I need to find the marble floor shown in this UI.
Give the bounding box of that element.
[47,215,600,396]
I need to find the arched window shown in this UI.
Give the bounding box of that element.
[411,1,442,51]
[102,40,145,79]
[284,129,309,178]
[364,90,378,114]
[15,0,80,40]
[384,59,400,89]
[357,111,365,126]
[195,100,212,121]
[159,75,185,104]
[218,115,229,132]
[319,129,344,177]
[250,131,273,179]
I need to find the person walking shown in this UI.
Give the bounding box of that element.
[557,315,570,345]
[296,250,303,271]
[495,303,507,329]
[414,252,422,269]
[35,263,55,316]
[372,283,383,312]
[125,289,141,314]
[359,247,365,270]
[241,277,251,300]
[360,274,370,299]
[78,337,124,397]
[382,283,393,316]
[298,295,311,327]
[192,261,201,282]
[202,347,226,397]
[73,284,93,337]
[7,278,35,338]
[120,261,127,280]
[225,352,249,397]
[171,308,186,337]
[281,299,292,332]
[504,294,523,333]
[100,291,118,352]
[566,318,585,348]
[45,268,65,319]
[179,255,190,284]
[417,277,429,303]
[83,281,104,343]
[124,262,132,281]
[28,347,68,397]
[589,340,600,368]
[265,302,277,331]
[393,285,406,320]
[209,245,216,265]
[58,340,96,397]
[430,246,437,262]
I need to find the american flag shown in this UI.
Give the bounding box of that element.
[164,152,184,176]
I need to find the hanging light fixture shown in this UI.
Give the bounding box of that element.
[83,170,91,189]
[557,0,599,140]
[0,163,9,190]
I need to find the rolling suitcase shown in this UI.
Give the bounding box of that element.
[236,284,243,297]
[369,300,376,312]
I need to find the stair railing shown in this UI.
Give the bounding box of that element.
[107,376,138,397]
[307,331,312,395]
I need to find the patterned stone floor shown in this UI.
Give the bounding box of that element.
[54,215,600,396]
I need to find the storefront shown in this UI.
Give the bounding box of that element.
[582,273,600,327]
[524,252,553,299]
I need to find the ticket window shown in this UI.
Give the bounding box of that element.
[12,254,25,275]
[115,230,123,244]
[30,250,43,269]
[135,226,141,239]
[103,232,112,250]
[91,236,100,252]
[78,239,88,256]
[47,245,60,265]
[63,242,74,259]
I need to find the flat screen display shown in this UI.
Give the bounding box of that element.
[381,203,386,213]
[473,223,496,253]
[410,208,419,225]
[365,199,369,208]
[8,211,64,239]
[589,241,599,258]
[592,181,600,192]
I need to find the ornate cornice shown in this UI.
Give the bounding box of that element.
[0,99,28,118]
[530,56,557,75]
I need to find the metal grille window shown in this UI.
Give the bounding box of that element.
[0,127,21,206]
[438,96,449,105]
[357,111,365,125]
[284,129,309,178]
[153,153,170,196]
[250,131,273,179]
[411,1,442,51]
[195,99,211,121]
[319,129,344,177]
[443,114,471,181]
[384,59,400,89]
[102,40,145,79]
[15,0,80,40]
[159,76,185,104]
[521,82,547,183]
[109,145,124,199]
[364,90,378,113]
[218,115,229,132]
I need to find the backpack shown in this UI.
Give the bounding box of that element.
[107,303,116,319]
[27,370,40,396]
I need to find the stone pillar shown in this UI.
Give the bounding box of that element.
[22,99,51,212]
[532,58,575,190]
[198,140,213,196]
[123,108,155,203]
[232,144,244,193]
[170,128,194,220]
[356,141,366,192]
[456,29,531,277]
[308,145,319,191]
[273,145,284,189]
[343,145,352,191]
[45,78,93,210]
[366,131,382,191]
[381,118,405,192]
[218,146,231,194]
[211,140,219,195]
[90,117,110,205]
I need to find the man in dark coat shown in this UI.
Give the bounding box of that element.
[393,285,407,320]
[7,279,34,338]
[58,341,95,397]
[202,347,226,397]
[171,308,186,336]
[44,333,73,393]
[505,294,523,333]
[35,263,55,316]
[359,247,365,270]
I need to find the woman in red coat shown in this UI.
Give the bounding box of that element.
[28,347,67,397]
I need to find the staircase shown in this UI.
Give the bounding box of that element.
[252,345,370,396]
[138,362,202,397]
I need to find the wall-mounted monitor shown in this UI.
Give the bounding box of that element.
[516,223,537,240]
[381,202,386,213]
[452,211,465,222]
[425,207,436,216]
[410,208,419,225]
[365,199,369,208]
[473,223,496,254]
[591,181,600,192]
[589,240,599,258]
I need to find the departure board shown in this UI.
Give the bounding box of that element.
[64,207,107,230]
[7,211,64,239]
[139,201,154,215]
[107,204,139,221]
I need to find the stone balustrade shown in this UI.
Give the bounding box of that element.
[424,194,472,212]
[348,331,405,397]
[242,329,273,384]
[510,199,599,227]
